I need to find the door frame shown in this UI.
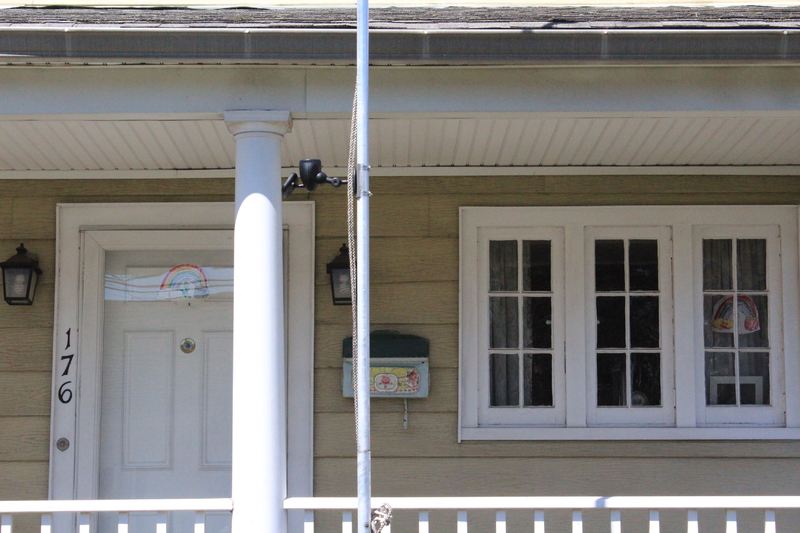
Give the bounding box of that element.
[49,202,314,507]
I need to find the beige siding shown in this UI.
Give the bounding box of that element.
[311,174,800,516]
[3,174,800,520]
[0,178,234,503]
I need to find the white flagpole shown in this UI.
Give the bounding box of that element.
[355,0,372,530]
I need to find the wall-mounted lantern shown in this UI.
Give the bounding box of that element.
[0,243,42,305]
[326,244,352,306]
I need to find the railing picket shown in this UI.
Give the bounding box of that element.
[118,512,129,533]
[1,514,11,533]
[687,510,698,533]
[40,514,51,533]
[726,510,737,533]
[572,510,582,533]
[534,510,545,533]
[418,511,429,533]
[304,510,315,533]
[193,511,205,533]
[496,510,506,533]
[342,510,353,533]
[156,511,167,533]
[764,510,776,533]
[457,510,468,533]
[79,512,91,533]
[649,510,660,533]
[610,510,621,533]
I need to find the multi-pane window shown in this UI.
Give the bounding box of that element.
[586,228,674,427]
[703,239,770,407]
[488,240,554,408]
[594,239,661,408]
[461,207,797,439]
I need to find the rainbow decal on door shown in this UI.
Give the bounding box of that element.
[159,264,209,300]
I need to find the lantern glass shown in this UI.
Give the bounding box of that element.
[1,244,41,305]
[330,267,352,304]
[326,243,352,306]
[4,268,31,299]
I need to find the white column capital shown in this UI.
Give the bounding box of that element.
[224,110,292,137]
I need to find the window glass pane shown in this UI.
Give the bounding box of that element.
[595,240,625,292]
[703,239,733,291]
[523,297,552,349]
[630,296,659,349]
[738,295,769,348]
[629,240,659,291]
[523,240,551,292]
[490,354,519,407]
[631,353,661,407]
[737,239,767,291]
[705,352,736,405]
[524,354,553,407]
[597,296,626,348]
[490,241,517,292]
[740,352,770,405]
[704,294,735,348]
[597,353,626,406]
[490,297,518,349]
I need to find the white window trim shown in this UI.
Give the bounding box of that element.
[459,205,800,441]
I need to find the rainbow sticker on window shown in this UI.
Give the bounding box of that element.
[159,264,209,300]
[711,295,760,334]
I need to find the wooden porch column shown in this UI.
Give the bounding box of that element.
[225,110,292,533]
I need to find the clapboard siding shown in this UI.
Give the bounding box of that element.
[0,372,51,416]
[310,175,800,507]
[315,457,800,496]
[315,237,458,286]
[0,417,50,462]
[314,194,430,238]
[315,281,459,325]
[0,327,53,372]
[0,462,48,499]
[0,199,11,239]
[2,175,800,507]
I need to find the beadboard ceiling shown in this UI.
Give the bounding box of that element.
[0,114,798,173]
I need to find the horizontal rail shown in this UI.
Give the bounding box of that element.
[0,499,233,514]
[284,495,800,510]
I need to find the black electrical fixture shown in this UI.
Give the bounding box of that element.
[326,244,352,306]
[282,159,346,198]
[0,243,42,305]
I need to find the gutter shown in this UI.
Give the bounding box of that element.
[0,27,799,65]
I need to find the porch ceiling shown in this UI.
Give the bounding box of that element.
[1,113,799,174]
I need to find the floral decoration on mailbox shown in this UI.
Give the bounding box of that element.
[342,331,429,398]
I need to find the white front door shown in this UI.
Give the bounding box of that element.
[50,202,315,533]
[98,247,235,533]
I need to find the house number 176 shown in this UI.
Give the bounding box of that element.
[59,328,74,404]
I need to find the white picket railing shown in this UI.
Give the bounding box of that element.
[283,496,800,533]
[0,499,232,533]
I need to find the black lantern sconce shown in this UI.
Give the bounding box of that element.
[326,244,352,306]
[0,243,42,305]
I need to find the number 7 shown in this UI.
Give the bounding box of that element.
[61,354,74,377]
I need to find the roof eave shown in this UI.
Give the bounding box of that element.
[0,28,799,65]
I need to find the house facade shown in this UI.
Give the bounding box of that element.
[2,4,800,533]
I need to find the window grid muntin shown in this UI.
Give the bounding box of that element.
[704,237,771,407]
[595,238,662,409]
[488,238,554,408]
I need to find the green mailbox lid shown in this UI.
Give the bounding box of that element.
[342,330,429,359]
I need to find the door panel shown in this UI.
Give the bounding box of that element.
[99,249,233,533]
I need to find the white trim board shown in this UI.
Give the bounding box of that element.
[49,202,314,530]
[2,165,800,180]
